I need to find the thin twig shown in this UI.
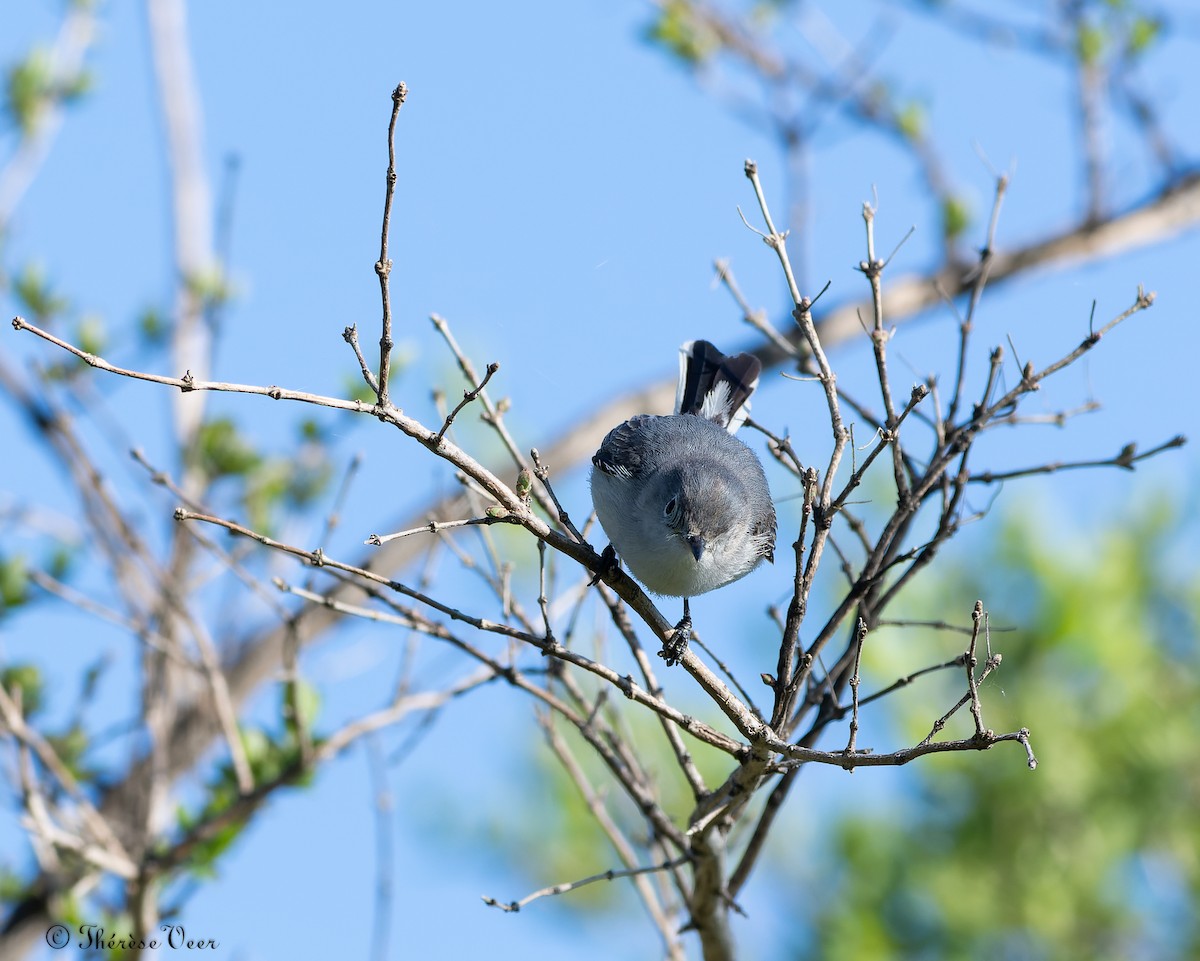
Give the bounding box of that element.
[829,653,969,718]
[713,258,797,358]
[428,313,558,521]
[947,174,1008,426]
[843,618,867,757]
[0,685,135,873]
[436,362,499,443]
[969,435,1186,484]
[343,324,379,396]
[482,857,691,913]
[858,201,908,498]
[184,508,742,756]
[365,736,394,961]
[375,82,407,406]
[367,514,516,546]
[966,602,987,736]
[531,448,587,544]
[537,716,684,956]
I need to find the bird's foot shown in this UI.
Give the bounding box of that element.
[659,613,692,667]
[588,544,620,586]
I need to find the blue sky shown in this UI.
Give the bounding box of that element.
[2,2,1197,960]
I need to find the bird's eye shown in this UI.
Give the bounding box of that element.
[664,496,677,517]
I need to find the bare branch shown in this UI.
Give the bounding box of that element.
[436,361,498,443]
[969,434,1186,484]
[342,324,380,395]
[0,685,135,874]
[483,856,691,914]
[375,82,408,406]
[538,717,686,957]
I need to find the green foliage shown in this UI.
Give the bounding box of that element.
[178,685,324,877]
[240,458,291,530]
[242,453,333,532]
[194,417,262,479]
[45,724,93,783]
[469,705,737,911]
[4,48,91,135]
[940,195,971,244]
[174,725,313,879]
[646,0,721,66]
[784,502,1199,961]
[345,374,378,405]
[298,417,326,443]
[0,662,44,717]
[343,354,408,405]
[75,314,106,357]
[1075,20,1107,65]
[184,265,234,311]
[0,554,29,613]
[45,542,75,581]
[13,262,69,322]
[5,49,52,134]
[1125,15,1161,58]
[896,100,926,142]
[1074,2,1163,66]
[137,306,168,346]
[0,865,29,903]
[283,678,321,743]
[190,416,335,531]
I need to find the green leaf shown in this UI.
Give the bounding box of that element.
[1076,21,1107,65]
[46,544,74,580]
[283,679,321,742]
[941,195,972,243]
[283,456,333,509]
[75,314,106,357]
[45,725,92,782]
[242,458,304,530]
[343,354,408,405]
[298,418,326,443]
[5,49,53,134]
[645,0,720,66]
[0,555,29,612]
[345,374,378,404]
[13,263,69,322]
[4,49,90,134]
[137,306,168,346]
[0,866,29,902]
[0,663,44,717]
[194,417,262,479]
[1126,15,1161,58]
[185,265,234,309]
[897,100,925,141]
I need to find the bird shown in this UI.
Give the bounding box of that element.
[590,339,776,664]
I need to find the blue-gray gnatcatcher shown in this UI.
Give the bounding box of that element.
[590,340,776,663]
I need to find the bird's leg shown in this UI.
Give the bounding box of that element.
[659,598,692,667]
[588,544,620,586]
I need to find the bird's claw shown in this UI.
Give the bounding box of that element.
[588,544,620,587]
[659,613,692,667]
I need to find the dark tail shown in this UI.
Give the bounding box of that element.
[675,340,761,432]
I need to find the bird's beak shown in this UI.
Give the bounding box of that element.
[686,533,705,562]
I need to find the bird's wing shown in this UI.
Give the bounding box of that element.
[591,415,654,479]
